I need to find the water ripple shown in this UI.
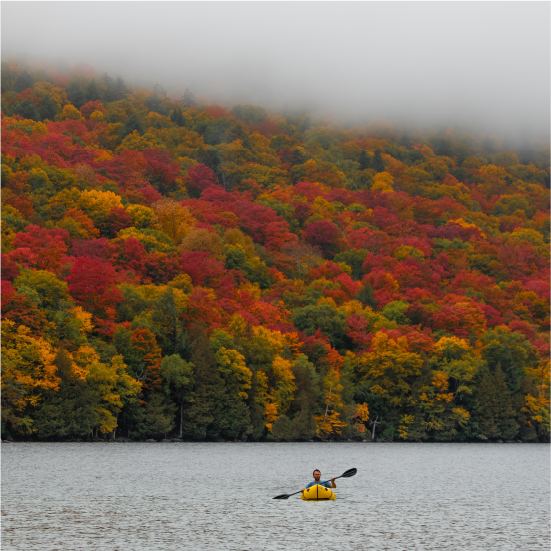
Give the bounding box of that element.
[2,442,549,550]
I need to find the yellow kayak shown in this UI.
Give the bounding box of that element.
[301,484,336,500]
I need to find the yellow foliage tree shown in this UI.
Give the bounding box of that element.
[116,130,165,152]
[372,171,394,193]
[84,351,141,434]
[215,347,252,398]
[56,104,84,121]
[405,371,467,440]
[355,331,423,407]
[117,227,176,253]
[228,315,300,372]
[146,112,172,129]
[264,402,278,432]
[180,228,223,258]
[254,369,277,431]
[151,198,196,244]
[33,81,68,112]
[48,187,82,213]
[271,355,296,415]
[71,306,94,334]
[291,158,346,188]
[394,245,424,261]
[522,359,550,436]
[2,221,16,253]
[315,365,347,437]
[126,204,155,229]
[508,228,548,256]
[78,189,123,222]
[224,228,256,257]
[168,273,193,294]
[1,320,60,432]
[90,110,104,121]
[432,336,482,397]
[353,402,370,434]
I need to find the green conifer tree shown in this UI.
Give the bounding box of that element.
[170,107,186,127]
[493,367,519,439]
[359,150,371,171]
[39,94,58,121]
[476,373,499,438]
[13,99,38,121]
[184,325,251,440]
[15,70,34,93]
[140,393,176,439]
[477,366,519,440]
[120,112,144,138]
[66,80,87,108]
[373,149,385,173]
[86,79,101,103]
[181,87,196,108]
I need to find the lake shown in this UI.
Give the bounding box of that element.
[2,442,549,550]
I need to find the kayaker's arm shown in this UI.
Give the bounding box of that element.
[330,477,336,488]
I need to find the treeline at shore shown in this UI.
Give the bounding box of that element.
[1,59,549,443]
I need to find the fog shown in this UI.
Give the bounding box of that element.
[2,2,550,142]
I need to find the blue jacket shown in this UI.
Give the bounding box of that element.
[305,480,331,489]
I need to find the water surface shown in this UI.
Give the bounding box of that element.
[2,442,549,550]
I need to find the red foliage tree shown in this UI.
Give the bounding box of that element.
[135,185,163,205]
[80,101,106,119]
[104,207,132,237]
[3,195,34,218]
[1,281,49,336]
[1,280,17,309]
[293,202,312,225]
[131,328,162,392]
[116,237,147,276]
[142,253,180,284]
[303,220,340,257]
[432,296,487,338]
[1,253,20,281]
[142,149,180,194]
[187,164,218,195]
[72,238,116,262]
[9,225,70,273]
[66,257,123,327]
[180,251,225,286]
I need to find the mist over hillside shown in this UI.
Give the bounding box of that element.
[2,2,550,145]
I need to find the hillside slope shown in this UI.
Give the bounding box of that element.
[2,63,549,442]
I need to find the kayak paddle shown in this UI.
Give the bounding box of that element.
[272,467,357,499]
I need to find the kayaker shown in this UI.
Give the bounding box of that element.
[301,470,336,493]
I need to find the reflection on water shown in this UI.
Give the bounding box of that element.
[2,442,549,550]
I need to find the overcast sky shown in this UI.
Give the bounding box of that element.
[2,2,550,141]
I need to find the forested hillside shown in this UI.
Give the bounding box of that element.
[1,61,549,443]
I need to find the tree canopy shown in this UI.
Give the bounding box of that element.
[1,59,549,443]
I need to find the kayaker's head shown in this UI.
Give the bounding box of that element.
[313,469,321,482]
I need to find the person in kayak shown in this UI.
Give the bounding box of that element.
[301,470,336,493]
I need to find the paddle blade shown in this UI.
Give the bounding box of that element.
[340,468,357,478]
[273,494,290,500]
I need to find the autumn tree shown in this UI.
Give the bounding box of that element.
[66,257,123,327]
[303,220,341,258]
[1,320,60,434]
[161,354,194,439]
[151,198,196,245]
